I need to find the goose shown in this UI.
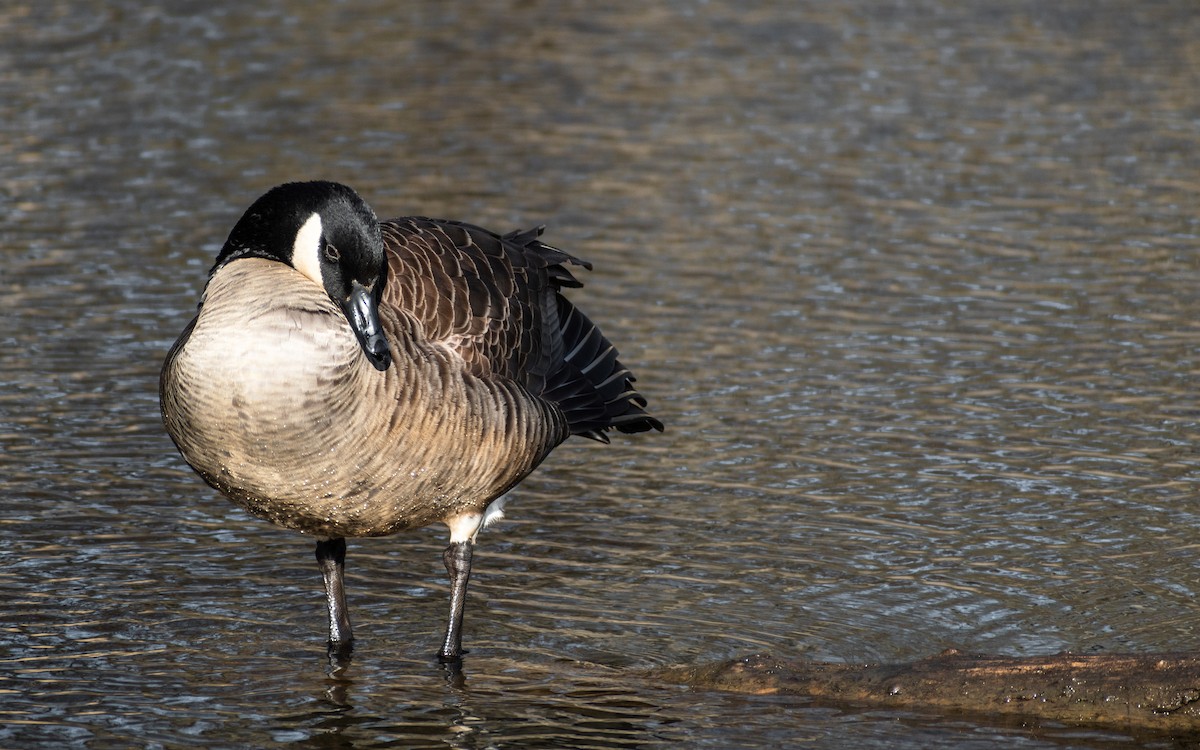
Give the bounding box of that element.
[160,181,662,661]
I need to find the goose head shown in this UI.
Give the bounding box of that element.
[212,181,393,371]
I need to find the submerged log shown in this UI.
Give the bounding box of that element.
[658,650,1200,733]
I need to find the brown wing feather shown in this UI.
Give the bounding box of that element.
[379,217,662,441]
[378,217,586,391]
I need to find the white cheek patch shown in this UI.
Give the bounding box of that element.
[291,212,325,287]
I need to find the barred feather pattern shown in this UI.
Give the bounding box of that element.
[379,218,663,441]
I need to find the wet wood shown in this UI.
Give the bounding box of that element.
[658,650,1200,733]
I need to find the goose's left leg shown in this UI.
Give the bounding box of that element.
[438,498,507,662]
[438,537,474,662]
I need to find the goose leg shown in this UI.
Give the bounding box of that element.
[438,539,473,662]
[315,537,353,653]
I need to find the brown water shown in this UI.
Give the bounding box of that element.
[4,1,1200,747]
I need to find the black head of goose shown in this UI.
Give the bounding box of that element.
[160,181,662,662]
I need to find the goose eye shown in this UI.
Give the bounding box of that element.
[324,243,341,263]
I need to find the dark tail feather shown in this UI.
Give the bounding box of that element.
[543,296,663,442]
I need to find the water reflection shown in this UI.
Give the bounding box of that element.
[267,650,679,749]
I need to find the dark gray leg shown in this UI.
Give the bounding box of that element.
[438,540,473,662]
[315,537,352,653]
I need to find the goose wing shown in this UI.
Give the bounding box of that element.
[379,217,582,389]
[379,217,662,440]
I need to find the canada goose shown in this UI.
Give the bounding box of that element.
[160,181,662,661]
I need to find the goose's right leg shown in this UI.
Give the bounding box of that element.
[315,537,353,653]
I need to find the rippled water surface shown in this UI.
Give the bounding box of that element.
[5,2,1200,747]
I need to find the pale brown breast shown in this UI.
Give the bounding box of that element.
[160,259,571,538]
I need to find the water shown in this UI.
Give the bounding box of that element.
[3,1,1200,747]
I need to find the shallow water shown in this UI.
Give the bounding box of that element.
[4,1,1200,747]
